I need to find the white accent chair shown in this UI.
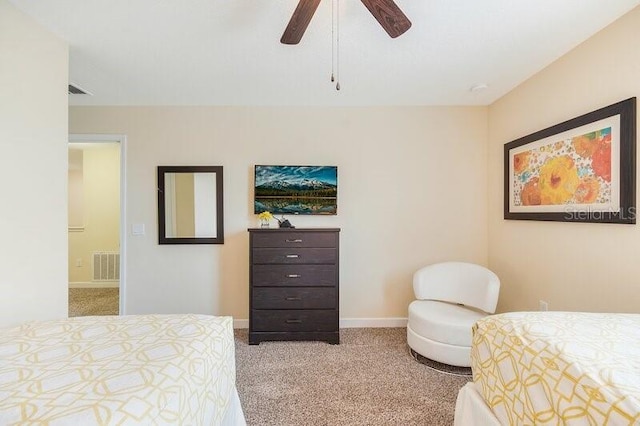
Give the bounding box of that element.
[407,262,500,367]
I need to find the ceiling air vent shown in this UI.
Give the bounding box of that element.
[68,83,92,95]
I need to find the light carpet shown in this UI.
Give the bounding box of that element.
[68,288,119,317]
[234,328,470,426]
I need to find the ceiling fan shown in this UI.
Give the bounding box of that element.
[281,0,412,45]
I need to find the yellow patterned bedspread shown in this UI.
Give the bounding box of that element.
[0,314,238,425]
[471,312,640,425]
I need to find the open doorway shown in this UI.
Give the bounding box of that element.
[68,135,126,316]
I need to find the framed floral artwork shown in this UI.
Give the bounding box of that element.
[504,97,636,223]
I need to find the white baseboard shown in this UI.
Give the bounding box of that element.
[69,281,120,289]
[232,317,407,329]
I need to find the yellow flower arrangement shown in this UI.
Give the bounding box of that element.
[258,211,273,221]
[258,211,273,228]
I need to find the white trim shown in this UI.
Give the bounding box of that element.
[69,281,119,289]
[231,317,408,330]
[69,134,127,315]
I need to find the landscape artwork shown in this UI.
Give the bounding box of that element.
[254,165,338,215]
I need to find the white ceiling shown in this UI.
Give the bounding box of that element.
[9,0,640,106]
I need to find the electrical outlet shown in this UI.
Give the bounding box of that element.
[539,300,549,311]
[75,258,83,267]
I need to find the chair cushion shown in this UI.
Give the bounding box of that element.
[408,300,487,347]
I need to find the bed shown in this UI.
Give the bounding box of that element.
[455,311,640,425]
[0,314,246,425]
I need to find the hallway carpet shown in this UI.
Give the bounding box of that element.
[68,288,119,317]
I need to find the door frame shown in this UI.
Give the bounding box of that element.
[69,133,127,315]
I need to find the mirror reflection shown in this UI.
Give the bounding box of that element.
[158,166,224,244]
[164,172,217,238]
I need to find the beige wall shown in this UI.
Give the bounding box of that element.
[0,0,68,327]
[68,144,120,284]
[70,106,489,321]
[488,6,640,313]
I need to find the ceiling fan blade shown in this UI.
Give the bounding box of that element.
[360,0,412,38]
[281,0,322,45]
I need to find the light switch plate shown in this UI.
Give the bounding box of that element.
[132,223,145,236]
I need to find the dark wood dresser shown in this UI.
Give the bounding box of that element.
[248,228,340,345]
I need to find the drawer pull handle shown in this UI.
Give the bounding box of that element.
[285,297,302,301]
[287,274,301,278]
[285,254,300,258]
[285,319,303,324]
[286,239,303,243]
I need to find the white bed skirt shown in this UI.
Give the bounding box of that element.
[454,382,501,426]
[222,389,247,426]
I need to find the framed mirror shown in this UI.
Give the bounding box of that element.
[157,166,224,244]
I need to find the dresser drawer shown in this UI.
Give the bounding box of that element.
[251,310,338,332]
[251,231,337,248]
[252,265,336,287]
[252,248,336,264]
[253,287,336,309]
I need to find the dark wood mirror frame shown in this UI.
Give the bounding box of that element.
[157,166,224,244]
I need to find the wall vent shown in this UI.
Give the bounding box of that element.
[68,83,92,95]
[92,252,120,281]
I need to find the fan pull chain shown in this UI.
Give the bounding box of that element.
[331,0,335,83]
[335,0,340,91]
